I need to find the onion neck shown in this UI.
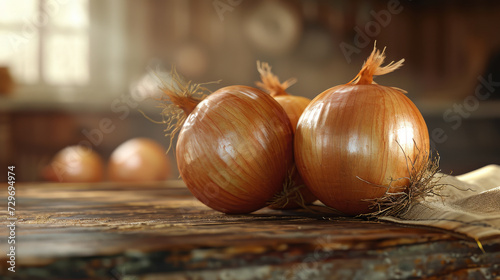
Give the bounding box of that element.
[354,68,374,85]
[179,96,199,115]
[162,89,200,116]
[270,88,290,97]
[256,61,296,96]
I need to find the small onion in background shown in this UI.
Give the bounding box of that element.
[42,145,104,183]
[255,61,316,209]
[295,45,430,215]
[108,138,171,182]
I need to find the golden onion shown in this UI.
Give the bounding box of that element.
[159,71,294,214]
[295,46,430,215]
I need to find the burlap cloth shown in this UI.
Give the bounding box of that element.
[381,164,500,240]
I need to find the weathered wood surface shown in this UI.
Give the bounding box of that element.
[1,181,499,280]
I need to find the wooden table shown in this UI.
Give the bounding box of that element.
[1,181,499,279]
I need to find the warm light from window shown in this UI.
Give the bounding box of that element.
[0,0,89,87]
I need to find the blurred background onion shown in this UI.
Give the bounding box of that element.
[108,138,171,182]
[42,145,104,183]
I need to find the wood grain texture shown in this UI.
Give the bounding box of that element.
[0,181,498,280]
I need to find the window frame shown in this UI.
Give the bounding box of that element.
[0,0,130,104]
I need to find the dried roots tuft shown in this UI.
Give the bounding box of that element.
[268,166,310,210]
[359,146,448,218]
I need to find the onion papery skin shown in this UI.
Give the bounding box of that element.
[295,84,429,215]
[273,95,311,133]
[255,61,316,209]
[176,85,294,214]
[269,95,317,209]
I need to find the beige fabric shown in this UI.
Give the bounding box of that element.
[381,164,500,240]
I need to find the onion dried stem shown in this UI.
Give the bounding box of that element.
[348,43,407,93]
[256,61,297,97]
[154,67,217,152]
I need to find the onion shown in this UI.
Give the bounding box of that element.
[158,71,294,214]
[295,46,430,215]
[256,61,316,209]
[42,145,104,183]
[256,62,311,132]
[108,138,171,182]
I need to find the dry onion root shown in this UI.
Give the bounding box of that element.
[157,68,294,214]
[267,166,318,210]
[295,44,431,216]
[360,147,445,218]
[256,61,317,209]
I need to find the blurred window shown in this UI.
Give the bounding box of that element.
[0,0,89,86]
